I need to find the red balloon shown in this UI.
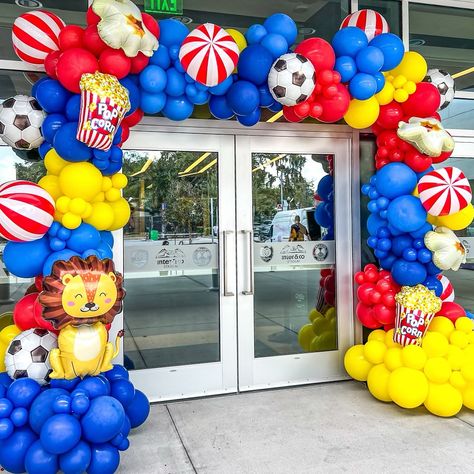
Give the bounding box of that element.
[295,38,335,71]
[357,283,376,305]
[86,6,100,25]
[374,304,394,325]
[376,279,391,293]
[404,148,432,173]
[437,301,465,323]
[293,101,311,119]
[382,291,396,308]
[356,303,381,329]
[13,293,38,330]
[309,102,323,119]
[317,83,350,123]
[56,48,99,93]
[123,108,144,128]
[130,52,150,74]
[376,102,404,130]
[119,123,130,145]
[401,82,441,118]
[324,274,336,292]
[44,51,61,79]
[33,296,58,334]
[384,323,395,331]
[432,149,452,164]
[369,290,382,305]
[324,290,335,306]
[320,269,332,277]
[142,13,160,38]
[99,48,131,79]
[371,123,384,136]
[59,25,84,51]
[283,105,303,122]
[83,25,108,57]
[354,272,366,285]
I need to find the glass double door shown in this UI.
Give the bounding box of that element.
[120,129,354,401]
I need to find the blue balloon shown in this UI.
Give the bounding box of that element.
[125,390,150,428]
[82,396,125,443]
[209,95,234,120]
[95,240,113,259]
[0,373,12,388]
[66,223,101,253]
[100,231,114,248]
[140,91,166,114]
[158,19,189,47]
[334,56,357,82]
[190,89,209,105]
[39,141,52,159]
[174,58,185,74]
[104,365,130,383]
[263,13,298,46]
[426,260,442,276]
[0,418,13,440]
[71,393,90,416]
[4,236,51,278]
[373,72,385,93]
[35,79,70,113]
[417,248,432,264]
[375,163,417,199]
[424,276,443,297]
[0,397,13,417]
[387,196,427,233]
[237,107,261,127]
[11,407,28,427]
[317,175,333,201]
[355,46,384,74]
[120,415,131,438]
[332,27,368,58]
[76,377,110,399]
[388,223,405,237]
[237,45,273,85]
[268,100,283,112]
[53,122,93,162]
[315,204,332,228]
[260,33,288,59]
[209,75,234,96]
[369,33,404,71]
[410,222,432,238]
[165,67,186,97]
[402,247,417,262]
[119,77,140,116]
[25,440,58,474]
[87,444,120,474]
[168,44,180,61]
[0,427,37,473]
[349,73,377,100]
[391,259,427,286]
[50,378,79,391]
[40,414,81,455]
[162,96,194,121]
[227,80,260,116]
[31,77,49,98]
[391,235,413,257]
[150,44,171,69]
[59,441,91,474]
[367,213,388,236]
[416,165,434,181]
[102,161,122,176]
[246,24,267,45]
[29,388,68,435]
[65,95,81,122]
[7,378,41,408]
[41,113,67,143]
[139,65,167,94]
[43,249,80,276]
[112,127,122,145]
[111,379,135,407]
[258,85,274,107]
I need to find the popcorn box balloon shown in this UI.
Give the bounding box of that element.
[394,303,435,346]
[77,72,130,151]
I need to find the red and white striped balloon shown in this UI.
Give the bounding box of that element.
[340,9,389,42]
[179,23,240,87]
[436,274,455,302]
[418,167,472,216]
[12,10,65,65]
[0,181,55,242]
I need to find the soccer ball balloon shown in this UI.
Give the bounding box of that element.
[0,95,45,150]
[425,69,455,111]
[5,328,57,386]
[268,53,316,107]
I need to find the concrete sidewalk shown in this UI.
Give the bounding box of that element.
[119,381,474,474]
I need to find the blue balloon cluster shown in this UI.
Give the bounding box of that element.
[3,223,113,278]
[32,77,134,176]
[363,163,442,288]
[332,28,404,100]
[0,366,149,474]
[314,175,334,240]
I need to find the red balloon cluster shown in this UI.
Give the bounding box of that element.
[44,7,159,94]
[436,301,466,323]
[13,292,58,334]
[355,264,401,329]
[320,268,335,307]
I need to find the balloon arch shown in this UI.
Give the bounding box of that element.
[0,1,473,472]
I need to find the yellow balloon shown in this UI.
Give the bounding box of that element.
[344,345,373,381]
[426,213,439,226]
[59,162,103,201]
[461,361,474,382]
[388,367,429,408]
[102,177,113,192]
[308,309,323,322]
[436,204,474,231]
[364,340,387,365]
[375,81,395,105]
[462,383,474,409]
[108,198,131,231]
[310,331,336,352]
[344,97,380,129]
[450,371,467,390]
[298,324,315,351]
[384,347,403,371]
[312,316,331,334]
[446,345,464,371]
[367,363,392,402]
[38,175,62,201]
[428,316,454,339]
[69,198,87,215]
[226,28,247,52]
[105,188,121,202]
[325,307,336,320]
[422,332,449,357]
[0,324,21,344]
[455,317,473,334]
[401,345,427,370]
[412,185,419,197]
[84,202,114,231]
[0,342,7,371]
[393,88,409,103]
[392,75,407,89]
[390,51,427,83]
[368,329,386,343]
[44,148,69,175]
[424,357,451,383]
[56,195,71,214]
[62,212,82,230]
[450,330,468,349]
[403,81,417,95]
[111,173,128,189]
[424,383,463,417]
[384,328,400,348]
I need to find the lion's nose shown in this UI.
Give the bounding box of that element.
[84,302,95,309]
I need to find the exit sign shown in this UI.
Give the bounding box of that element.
[145,0,183,15]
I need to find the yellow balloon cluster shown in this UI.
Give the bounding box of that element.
[297,306,337,352]
[0,324,21,371]
[428,204,474,231]
[376,52,427,105]
[38,149,130,231]
[344,317,474,417]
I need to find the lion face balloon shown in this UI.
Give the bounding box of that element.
[39,255,125,330]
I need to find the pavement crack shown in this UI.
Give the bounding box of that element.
[456,416,474,428]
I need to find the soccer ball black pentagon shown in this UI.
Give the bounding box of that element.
[5,328,57,386]
[0,95,45,150]
[268,53,316,107]
[424,69,455,111]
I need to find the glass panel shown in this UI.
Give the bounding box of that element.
[357,0,402,37]
[440,99,474,130]
[122,149,220,370]
[409,3,474,92]
[252,152,337,357]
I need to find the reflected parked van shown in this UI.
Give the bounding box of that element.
[270,208,321,242]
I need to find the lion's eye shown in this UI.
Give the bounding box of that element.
[99,292,107,297]
[75,293,83,299]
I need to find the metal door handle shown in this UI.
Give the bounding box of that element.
[241,230,254,295]
[222,230,234,296]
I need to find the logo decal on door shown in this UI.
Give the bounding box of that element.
[312,244,329,262]
[259,245,273,263]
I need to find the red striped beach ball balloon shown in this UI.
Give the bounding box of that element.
[436,274,455,302]
[12,10,65,65]
[179,23,240,87]
[0,180,55,242]
[418,167,472,216]
[340,9,389,42]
